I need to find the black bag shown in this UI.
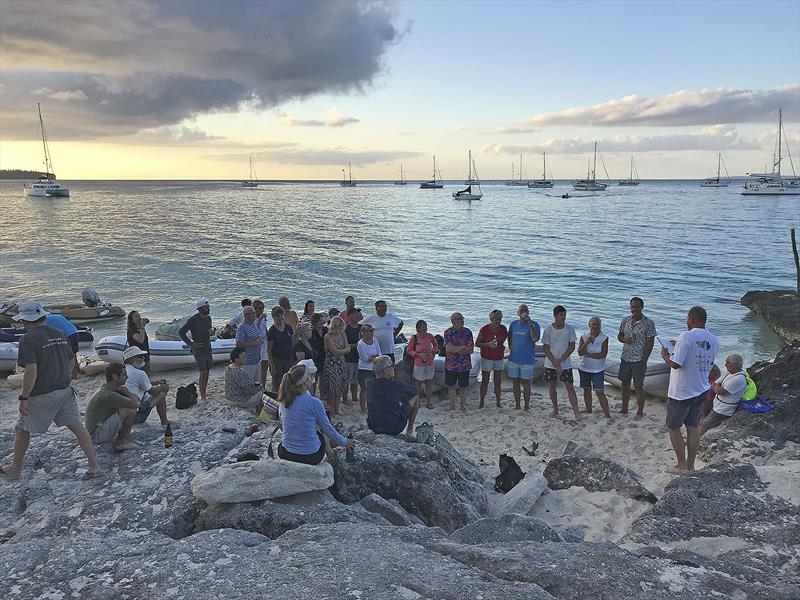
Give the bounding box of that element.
[175,383,198,409]
[494,453,525,493]
[435,334,446,357]
[402,334,417,373]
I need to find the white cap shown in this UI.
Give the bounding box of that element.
[122,346,148,362]
[12,301,50,322]
[196,298,210,310]
[296,359,317,384]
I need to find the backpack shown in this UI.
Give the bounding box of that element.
[402,335,417,373]
[494,453,525,493]
[175,383,198,409]
[742,369,757,402]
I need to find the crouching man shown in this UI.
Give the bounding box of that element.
[122,347,170,428]
[85,364,140,452]
[366,355,420,437]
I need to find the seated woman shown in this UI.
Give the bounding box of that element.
[224,347,264,411]
[277,362,355,465]
[366,355,420,437]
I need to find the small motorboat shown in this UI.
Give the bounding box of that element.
[0,325,94,348]
[0,342,18,373]
[603,359,670,399]
[0,288,125,326]
[95,335,236,372]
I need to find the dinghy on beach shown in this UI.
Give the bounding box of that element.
[95,335,236,372]
[0,325,94,347]
[603,359,670,398]
[0,342,18,373]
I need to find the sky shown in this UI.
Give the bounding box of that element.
[1,0,798,180]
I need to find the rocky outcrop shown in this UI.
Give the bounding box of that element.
[450,513,573,544]
[330,431,488,531]
[748,341,800,395]
[543,454,658,504]
[741,290,800,342]
[358,493,426,526]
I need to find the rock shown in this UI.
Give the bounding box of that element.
[498,472,549,515]
[358,493,425,526]
[543,455,658,504]
[191,459,334,503]
[748,341,800,396]
[555,524,585,543]
[330,431,488,532]
[625,463,800,550]
[741,290,800,342]
[450,514,569,544]
[560,440,597,458]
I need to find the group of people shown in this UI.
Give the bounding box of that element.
[1,292,747,477]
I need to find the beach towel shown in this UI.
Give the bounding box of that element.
[739,396,773,413]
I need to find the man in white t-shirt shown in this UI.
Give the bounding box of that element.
[359,300,403,361]
[661,305,719,474]
[700,353,746,434]
[541,305,582,421]
[122,347,170,427]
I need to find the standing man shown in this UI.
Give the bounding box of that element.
[542,305,582,421]
[618,296,657,419]
[344,308,362,405]
[444,312,474,412]
[360,300,403,362]
[507,304,541,411]
[267,305,296,391]
[253,299,270,388]
[178,299,215,401]
[1,302,99,480]
[235,305,264,383]
[278,296,300,331]
[341,296,364,323]
[44,312,80,378]
[122,347,170,428]
[661,306,718,474]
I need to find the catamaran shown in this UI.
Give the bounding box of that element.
[453,150,482,201]
[505,155,529,186]
[340,162,356,187]
[618,156,640,186]
[24,103,69,197]
[742,108,800,196]
[573,142,608,191]
[701,153,731,187]
[528,152,554,188]
[241,155,259,188]
[420,155,444,189]
[393,164,407,186]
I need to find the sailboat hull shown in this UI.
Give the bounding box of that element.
[393,182,407,186]
[453,193,482,200]
[241,182,258,188]
[528,181,554,188]
[420,182,443,189]
[505,181,528,186]
[572,181,607,191]
[618,181,639,186]
[25,183,69,197]
[701,182,728,188]
[339,182,357,187]
[741,184,800,196]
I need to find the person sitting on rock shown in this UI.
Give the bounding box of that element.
[224,347,264,411]
[700,354,747,434]
[122,346,170,428]
[366,355,420,437]
[277,362,354,465]
[85,363,140,452]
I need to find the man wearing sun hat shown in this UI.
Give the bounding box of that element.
[1,301,99,480]
[122,346,170,428]
[178,299,215,401]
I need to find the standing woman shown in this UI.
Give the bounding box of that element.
[320,316,349,415]
[300,300,316,323]
[577,316,610,418]
[309,313,328,386]
[126,310,152,375]
[405,320,439,409]
[475,309,508,408]
[277,363,355,465]
[356,324,382,413]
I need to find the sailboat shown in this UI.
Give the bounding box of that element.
[393,164,407,186]
[420,155,444,189]
[505,155,529,186]
[573,142,608,191]
[618,156,640,186]
[453,150,482,201]
[528,152,554,188]
[701,153,731,187]
[241,156,259,188]
[340,162,356,187]
[742,108,800,196]
[24,103,69,197]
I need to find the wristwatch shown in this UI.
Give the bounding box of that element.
[18,395,28,402]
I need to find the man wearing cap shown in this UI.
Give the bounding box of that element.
[122,347,170,428]
[1,302,99,480]
[178,299,215,401]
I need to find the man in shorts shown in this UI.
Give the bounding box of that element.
[122,347,170,427]
[542,305,582,421]
[85,364,140,451]
[617,296,657,419]
[1,302,99,480]
[507,304,541,411]
[661,305,719,474]
[343,308,362,405]
[443,312,474,412]
[178,299,215,401]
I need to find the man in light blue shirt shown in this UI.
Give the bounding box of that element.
[507,304,541,411]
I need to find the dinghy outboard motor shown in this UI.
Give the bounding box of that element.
[81,287,102,308]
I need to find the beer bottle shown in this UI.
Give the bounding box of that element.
[345,433,355,463]
[164,423,173,448]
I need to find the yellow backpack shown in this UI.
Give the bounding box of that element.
[742,369,757,402]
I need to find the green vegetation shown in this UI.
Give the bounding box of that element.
[0,169,53,180]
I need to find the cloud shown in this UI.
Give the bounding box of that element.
[481,125,760,155]
[32,87,88,102]
[127,125,226,145]
[210,145,422,166]
[510,86,800,128]
[278,106,360,128]
[493,126,539,135]
[0,1,405,139]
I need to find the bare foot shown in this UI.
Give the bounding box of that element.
[619,408,628,414]
[667,464,686,475]
[81,468,101,481]
[496,400,501,408]
[524,404,530,412]
[478,401,485,409]
[581,409,592,414]
[549,410,559,418]
[114,440,138,452]
[634,413,644,420]
[0,464,21,480]
[603,413,611,419]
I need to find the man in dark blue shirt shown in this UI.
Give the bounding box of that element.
[366,355,420,436]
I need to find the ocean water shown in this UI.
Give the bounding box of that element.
[1,179,796,363]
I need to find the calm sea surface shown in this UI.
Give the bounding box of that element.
[1,179,797,363]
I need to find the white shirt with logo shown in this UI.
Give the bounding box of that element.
[667,328,719,400]
[359,313,402,354]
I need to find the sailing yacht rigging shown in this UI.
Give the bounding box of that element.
[393,164,407,185]
[701,153,731,187]
[453,150,482,201]
[24,103,69,197]
[618,156,640,186]
[573,142,608,191]
[340,162,356,187]
[528,152,554,188]
[505,155,528,186]
[742,108,800,196]
[420,155,444,189]
[241,156,259,188]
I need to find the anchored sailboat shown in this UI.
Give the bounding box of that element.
[505,155,529,186]
[453,150,482,201]
[241,156,259,188]
[24,103,69,197]
[340,162,356,187]
[701,153,731,187]
[742,108,800,196]
[618,156,640,186]
[573,142,608,191]
[528,152,554,188]
[393,164,407,185]
[420,155,444,189]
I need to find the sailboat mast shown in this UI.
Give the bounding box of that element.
[542,152,546,180]
[777,108,782,180]
[519,154,522,182]
[592,142,597,180]
[717,153,721,182]
[37,102,52,177]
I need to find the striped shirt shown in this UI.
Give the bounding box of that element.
[235,320,263,364]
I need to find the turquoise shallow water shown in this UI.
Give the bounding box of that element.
[1,179,796,362]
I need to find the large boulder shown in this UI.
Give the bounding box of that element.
[543,454,658,504]
[358,493,426,526]
[741,290,800,342]
[748,341,800,395]
[330,432,488,532]
[450,514,569,544]
[191,459,334,503]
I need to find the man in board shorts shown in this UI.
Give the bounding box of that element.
[178,299,215,401]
